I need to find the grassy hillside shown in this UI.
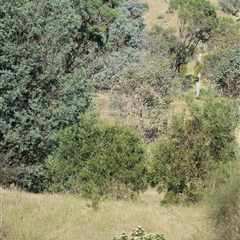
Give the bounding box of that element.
[95,0,240,124]
[1,2,239,240]
[1,187,212,240]
[142,0,240,145]
[143,0,177,29]
[143,0,234,29]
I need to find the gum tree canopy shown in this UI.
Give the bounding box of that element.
[169,0,218,70]
[0,0,119,190]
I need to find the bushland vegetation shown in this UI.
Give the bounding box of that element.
[44,113,148,208]
[206,160,240,240]
[1,0,240,239]
[150,94,238,204]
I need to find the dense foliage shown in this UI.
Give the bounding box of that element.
[69,0,120,75]
[108,0,148,51]
[0,0,96,190]
[45,113,147,206]
[208,17,240,51]
[150,95,238,204]
[95,0,148,90]
[168,0,218,70]
[203,17,240,85]
[1,0,240,223]
[214,45,240,97]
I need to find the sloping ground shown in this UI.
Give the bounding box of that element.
[142,0,240,145]
[1,187,211,240]
[143,0,177,29]
[143,0,235,30]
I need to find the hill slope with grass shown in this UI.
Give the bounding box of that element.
[1,187,210,240]
[2,1,240,240]
[143,0,236,29]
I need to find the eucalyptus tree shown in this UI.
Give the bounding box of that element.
[108,0,148,51]
[69,0,120,75]
[94,0,148,90]
[0,0,118,191]
[110,57,181,142]
[168,0,218,71]
[164,0,218,98]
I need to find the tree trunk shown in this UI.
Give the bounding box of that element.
[221,81,228,97]
[196,42,202,98]
[196,73,201,98]
[138,107,145,142]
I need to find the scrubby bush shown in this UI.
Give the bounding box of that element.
[214,45,240,98]
[45,113,148,206]
[112,226,166,240]
[150,95,238,204]
[1,164,46,193]
[206,160,240,240]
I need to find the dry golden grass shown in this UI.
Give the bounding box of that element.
[1,187,213,240]
[93,91,143,128]
[143,0,178,29]
[93,91,116,123]
[143,0,237,30]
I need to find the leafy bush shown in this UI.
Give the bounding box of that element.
[202,52,221,81]
[206,160,240,240]
[1,164,46,193]
[45,113,148,206]
[214,45,240,98]
[150,95,238,204]
[112,226,166,240]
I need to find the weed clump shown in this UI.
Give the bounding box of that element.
[112,226,166,240]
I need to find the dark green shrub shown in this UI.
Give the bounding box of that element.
[45,113,148,205]
[150,95,238,204]
[112,226,166,240]
[206,160,240,240]
[1,164,46,193]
